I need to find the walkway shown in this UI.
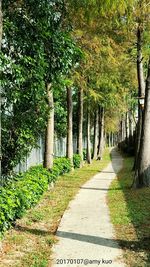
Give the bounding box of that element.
[51,149,125,267]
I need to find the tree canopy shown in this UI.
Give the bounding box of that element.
[1,0,150,188]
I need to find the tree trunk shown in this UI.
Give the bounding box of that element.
[129,110,133,146]
[133,59,150,188]
[77,87,83,163]
[66,87,73,165]
[120,120,123,142]
[108,132,111,147]
[125,112,129,145]
[134,24,145,170]
[111,132,114,147]
[93,108,98,159]
[86,107,91,164]
[44,83,54,170]
[97,106,102,156]
[137,25,145,97]
[122,117,126,141]
[133,109,143,169]
[97,107,104,160]
[0,0,2,180]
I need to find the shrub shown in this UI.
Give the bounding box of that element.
[53,158,72,175]
[0,168,50,235]
[73,154,81,168]
[0,157,71,237]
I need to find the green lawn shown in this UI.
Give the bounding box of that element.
[108,154,150,267]
[0,149,110,267]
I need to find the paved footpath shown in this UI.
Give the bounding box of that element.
[51,149,125,267]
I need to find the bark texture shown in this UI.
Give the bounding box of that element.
[97,107,104,160]
[134,24,145,170]
[125,112,129,144]
[77,87,83,162]
[93,109,98,159]
[120,120,123,143]
[137,25,145,96]
[133,59,150,188]
[44,84,54,170]
[66,87,73,165]
[129,110,133,146]
[108,133,111,147]
[111,132,114,147]
[86,108,91,164]
[122,118,126,141]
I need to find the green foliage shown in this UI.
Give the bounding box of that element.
[0,167,49,236]
[73,154,81,168]
[54,89,67,138]
[1,0,82,175]
[0,157,72,237]
[53,158,72,175]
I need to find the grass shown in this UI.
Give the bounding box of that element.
[0,149,110,267]
[108,153,150,267]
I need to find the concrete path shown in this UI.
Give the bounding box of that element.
[51,149,125,267]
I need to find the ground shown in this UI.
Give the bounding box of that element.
[0,149,110,267]
[0,148,150,267]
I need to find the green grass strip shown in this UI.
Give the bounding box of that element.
[108,155,150,267]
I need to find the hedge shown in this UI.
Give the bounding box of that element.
[0,157,72,237]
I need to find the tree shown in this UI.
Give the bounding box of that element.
[86,106,91,164]
[77,87,83,163]
[66,86,73,165]
[97,107,104,160]
[3,0,149,178]
[93,108,98,159]
[44,84,54,169]
[133,58,150,188]
[1,0,58,174]
[1,0,81,174]
[131,1,149,170]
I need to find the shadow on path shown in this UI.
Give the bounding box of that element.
[14,225,56,236]
[14,225,150,252]
[56,231,150,252]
